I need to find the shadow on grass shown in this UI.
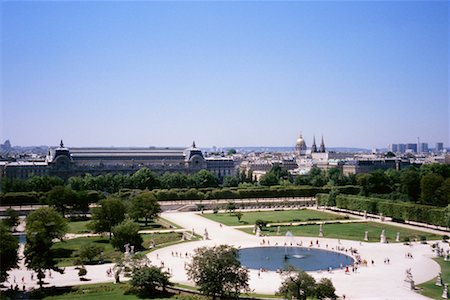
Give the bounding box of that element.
[52,248,75,258]
[94,239,110,244]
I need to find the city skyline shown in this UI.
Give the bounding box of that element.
[1,1,449,148]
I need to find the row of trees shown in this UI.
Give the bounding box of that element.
[0,190,162,287]
[258,166,357,187]
[356,164,450,206]
[325,194,450,228]
[88,192,161,246]
[1,169,224,194]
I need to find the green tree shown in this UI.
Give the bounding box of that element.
[223,176,239,187]
[436,178,450,207]
[24,207,67,288]
[400,167,421,201]
[277,270,317,300]
[130,265,172,297]
[28,176,64,192]
[420,173,444,205]
[445,205,450,228]
[76,244,104,264]
[259,172,280,186]
[129,191,161,226]
[315,278,337,299]
[46,185,78,216]
[192,170,219,188]
[186,245,249,299]
[160,172,189,189]
[130,168,160,190]
[234,211,243,222]
[89,197,126,239]
[3,208,20,230]
[111,219,143,252]
[0,223,19,283]
[255,219,268,229]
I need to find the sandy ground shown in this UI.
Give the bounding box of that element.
[5,210,449,300]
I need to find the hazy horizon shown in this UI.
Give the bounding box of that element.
[1,1,449,149]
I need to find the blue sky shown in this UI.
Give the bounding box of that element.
[1,1,448,148]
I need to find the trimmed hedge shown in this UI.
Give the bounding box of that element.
[151,185,360,201]
[335,195,447,227]
[0,192,44,206]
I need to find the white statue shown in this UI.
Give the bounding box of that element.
[255,226,261,237]
[364,231,369,241]
[435,273,442,286]
[380,230,387,243]
[395,232,400,242]
[442,284,448,299]
[319,223,324,237]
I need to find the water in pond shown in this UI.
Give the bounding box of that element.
[239,247,353,271]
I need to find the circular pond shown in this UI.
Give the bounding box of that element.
[239,247,353,271]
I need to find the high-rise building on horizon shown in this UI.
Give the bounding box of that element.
[436,142,444,152]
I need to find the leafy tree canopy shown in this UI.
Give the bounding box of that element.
[89,197,126,239]
[129,191,160,226]
[186,245,249,299]
[111,219,143,252]
[0,223,19,283]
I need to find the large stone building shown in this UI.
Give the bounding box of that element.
[1,141,235,180]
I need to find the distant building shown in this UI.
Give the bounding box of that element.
[1,140,236,181]
[295,134,308,157]
[398,144,406,153]
[406,143,417,153]
[418,142,429,153]
[389,144,398,153]
[436,142,444,152]
[342,159,419,175]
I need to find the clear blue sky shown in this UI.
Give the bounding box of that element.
[1,1,448,149]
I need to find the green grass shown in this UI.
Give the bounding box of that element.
[52,236,119,267]
[142,232,183,249]
[40,283,140,300]
[67,220,91,234]
[52,232,183,267]
[201,209,348,226]
[418,257,450,299]
[66,218,179,234]
[35,282,206,300]
[240,222,442,243]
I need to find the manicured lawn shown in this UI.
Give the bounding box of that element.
[37,282,189,300]
[52,232,183,267]
[66,217,178,234]
[67,220,91,234]
[201,209,348,226]
[240,222,442,243]
[52,236,119,267]
[40,283,140,300]
[418,257,450,299]
[142,232,183,249]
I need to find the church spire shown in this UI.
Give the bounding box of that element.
[60,139,64,148]
[311,135,317,153]
[319,135,326,153]
[192,141,196,148]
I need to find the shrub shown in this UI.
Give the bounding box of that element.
[77,244,104,264]
[130,265,172,297]
[111,219,143,251]
[78,266,87,280]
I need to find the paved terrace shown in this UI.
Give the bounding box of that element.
[4,210,450,299]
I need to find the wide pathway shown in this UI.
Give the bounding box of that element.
[5,210,449,299]
[150,211,448,299]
